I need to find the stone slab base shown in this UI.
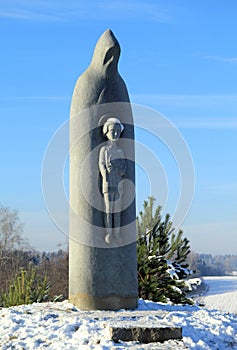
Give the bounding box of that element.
[110,326,182,343]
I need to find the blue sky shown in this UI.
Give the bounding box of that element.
[1,0,237,254]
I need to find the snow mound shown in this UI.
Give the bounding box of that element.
[0,299,237,349]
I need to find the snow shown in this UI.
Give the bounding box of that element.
[185,278,202,292]
[1,276,237,349]
[167,260,179,280]
[199,276,237,314]
[1,295,237,349]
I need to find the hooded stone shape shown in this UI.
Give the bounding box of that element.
[91,29,120,71]
[70,29,130,117]
[69,30,137,310]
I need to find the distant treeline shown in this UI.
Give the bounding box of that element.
[1,249,236,303]
[187,252,237,276]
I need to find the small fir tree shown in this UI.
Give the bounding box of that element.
[1,267,50,307]
[137,196,193,305]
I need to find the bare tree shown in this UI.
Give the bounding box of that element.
[0,204,24,256]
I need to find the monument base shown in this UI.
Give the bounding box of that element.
[110,326,182,343]
[69,294,138,311]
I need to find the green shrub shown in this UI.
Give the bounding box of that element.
[1,268,50,307]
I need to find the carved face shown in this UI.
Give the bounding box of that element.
[106,123,121,141]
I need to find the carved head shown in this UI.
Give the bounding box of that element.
[103,117,124,141]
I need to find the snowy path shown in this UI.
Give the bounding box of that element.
[0,299,237,349]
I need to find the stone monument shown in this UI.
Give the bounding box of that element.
[69,30,138,310]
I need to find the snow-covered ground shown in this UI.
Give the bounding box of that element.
[200,276,237,314]
[1,296,237,350]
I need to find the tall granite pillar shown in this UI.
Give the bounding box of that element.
[69,30,138,310]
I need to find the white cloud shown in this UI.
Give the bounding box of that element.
[174,117,237,129]
[0,0,169,22]
[97,1,170,22]
[201,55,237,64]
[0,95,70,101]
[0,9,60,21]
[132,93,237,106]
[131,94,237,129]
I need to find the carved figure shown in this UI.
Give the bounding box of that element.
[99,117,126,243]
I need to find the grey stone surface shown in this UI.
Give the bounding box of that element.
[70,29,130,113]
[110,326,182,343]
[69,30,137,310]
